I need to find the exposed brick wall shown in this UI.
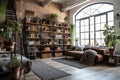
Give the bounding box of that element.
[16,0,68,23]
[15,0,68,53]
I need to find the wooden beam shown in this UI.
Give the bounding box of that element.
[41,0,52,7]
[61,0,90,12]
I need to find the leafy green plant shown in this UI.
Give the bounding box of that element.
[103,24,116,48]
[114,29,120,45]
[0,0,7,23]
[71,24,75,45]
[8,56,21,68]
[47,13,58,23]
[0,19,21,41]
[64,16,69,25]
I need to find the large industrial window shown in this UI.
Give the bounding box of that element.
[75,3,113,46]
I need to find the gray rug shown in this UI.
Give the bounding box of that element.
[52,58,88,69]
[31,61,71,80]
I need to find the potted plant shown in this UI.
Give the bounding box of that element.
[103,24,116,54]
[47,13,58,24]
[64,16,70,27]
[0,19,21,51]
[8,56,24,80]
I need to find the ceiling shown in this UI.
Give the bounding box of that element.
[52,0,71,4]
[52,0,90,11]
[39,0,90,12]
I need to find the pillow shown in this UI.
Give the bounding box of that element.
[74,46,83,51]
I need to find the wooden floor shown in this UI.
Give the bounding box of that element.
[25,57,120,80]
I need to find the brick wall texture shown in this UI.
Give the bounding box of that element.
[16,0,68,23]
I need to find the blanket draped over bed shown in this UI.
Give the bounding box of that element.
[80,50,98,65]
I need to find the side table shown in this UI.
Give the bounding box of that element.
[105,54,120,66]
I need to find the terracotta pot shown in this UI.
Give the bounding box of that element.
[19,67,25,80]
[10,67,21,80]
[4,41,15,51]
[109,48,115,55]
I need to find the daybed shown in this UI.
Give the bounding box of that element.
[65,46,109,64]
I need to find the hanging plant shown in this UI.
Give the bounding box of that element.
[0,0,8,23]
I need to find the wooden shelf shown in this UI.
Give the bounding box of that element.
[41,44,53,46]
[26,30,39,32]
[26,37,39,40]
[25,22,39,25]
[42,31,52,33]
[24,21,71,59]
[64,44,72,46]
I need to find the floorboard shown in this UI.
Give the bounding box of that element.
[25,57,120,80]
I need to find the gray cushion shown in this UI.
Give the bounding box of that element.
[74,46,83,51]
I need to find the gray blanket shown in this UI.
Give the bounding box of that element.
[0,54,32,73]
[80,50,98,65]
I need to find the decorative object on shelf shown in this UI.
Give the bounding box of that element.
[45,47,50,51]
[31,16,39,23]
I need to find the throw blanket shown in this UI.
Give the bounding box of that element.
[80,50,98,65]
[0,54,32,73]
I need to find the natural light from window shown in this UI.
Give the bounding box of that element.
[75,3,113,46]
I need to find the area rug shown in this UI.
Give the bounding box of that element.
[31,61,71,80]
[52,58,88,69]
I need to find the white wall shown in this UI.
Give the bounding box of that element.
[69,0,120,52]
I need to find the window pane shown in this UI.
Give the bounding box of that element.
[101,23,106,30]
[96,32,100,38]
[108,12,113,21]
[81,33,84,39]
[95,16,100,23]
[81,27,84,32]
[100,31,105,38]
[90,32,94,39]
[85,40,89,45]
[85,19,89,25]
[90,40,94,46]
[90,25,94,31]
[81,40,85,45]
[90,17,94,24]
[101,15,106,23]
[108,21,114,26]
[76,34,80,39]
[76,20,79,26]
[96,24,100,30]
[81,20,84,26]
[84,26,89,32]
[84,33,89,39]
[76,27,79,33]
